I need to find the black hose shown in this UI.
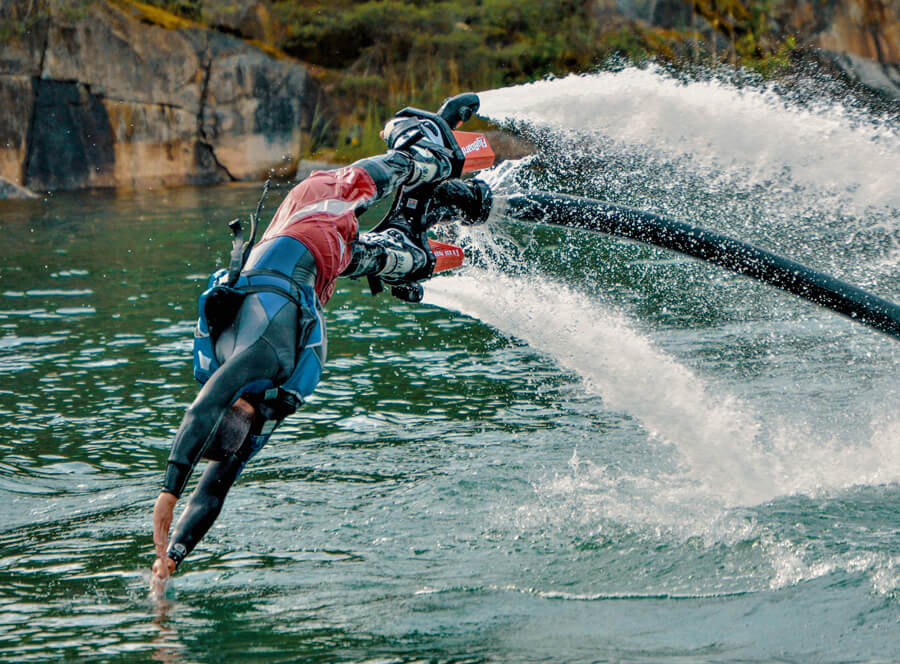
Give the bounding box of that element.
[498,192,900,340]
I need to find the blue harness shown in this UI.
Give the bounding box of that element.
[192,242,326,404]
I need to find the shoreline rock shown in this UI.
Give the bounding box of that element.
[0,175,37,199]
[825,51,900,100]
[0,0,323,192]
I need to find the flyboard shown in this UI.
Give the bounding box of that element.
[378,93,900,342]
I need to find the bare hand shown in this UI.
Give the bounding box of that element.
[152,555,176,577]
[150,556,177,593]
[153,492,177,558]
[151,492,178,589]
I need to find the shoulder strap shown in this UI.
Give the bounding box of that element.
[226,180,271,286]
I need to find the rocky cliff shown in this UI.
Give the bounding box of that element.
[776,0,899,64]
[625,0,900,98]
[0,0,322,194]
[2,0,898,198]
[774,0,900,98]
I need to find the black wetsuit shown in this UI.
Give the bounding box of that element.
[162,151,489,568]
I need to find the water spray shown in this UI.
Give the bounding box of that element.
[387,91,900,341]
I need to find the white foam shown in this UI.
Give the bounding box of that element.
[426,269,769,505]
[425,266,900,593]
[453,70,900,593]
[765,536,900,595]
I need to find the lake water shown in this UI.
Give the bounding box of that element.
[1,69,898,662]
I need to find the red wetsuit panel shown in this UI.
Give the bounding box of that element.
[261,166,378,304]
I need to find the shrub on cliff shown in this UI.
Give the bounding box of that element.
[0,0,94,41]
[265,0,795,158]
[270,0,648,157]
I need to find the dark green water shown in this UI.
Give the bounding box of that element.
[2,72,900,663]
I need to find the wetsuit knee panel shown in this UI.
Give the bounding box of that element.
[203,399,254,461]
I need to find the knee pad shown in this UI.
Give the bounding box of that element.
[344,228,428,281]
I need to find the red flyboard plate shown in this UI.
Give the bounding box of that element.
[428,239,465,273]
[453,131,495,173]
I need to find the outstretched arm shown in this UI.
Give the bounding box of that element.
[151,492,178,589]
[165,452,247,567]
[151,397,255,589]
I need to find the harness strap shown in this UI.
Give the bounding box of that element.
[225,180,271,286]
[241,268,313,291]
[226,219,245,286]
[236,284,304,309]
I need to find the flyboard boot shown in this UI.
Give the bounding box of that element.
[344,93,496,302]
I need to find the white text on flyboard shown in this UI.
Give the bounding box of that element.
[461,136,488,154]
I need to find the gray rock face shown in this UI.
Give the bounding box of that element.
[827,52,900,99]
[0,2,47,77]
[201,32,319,180]
[44,6,204,112]
[0,0,320,191]
[0,176,37,199]
[0,76,34,185]
[27,78,116,190]
[202,0,271,42]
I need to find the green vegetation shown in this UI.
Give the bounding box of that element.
[0,0,94,42]
[688,0,796,75]
[139,0,202,20]
[273,1,646,125]
[3,0,797,160]
[267,0,795,159]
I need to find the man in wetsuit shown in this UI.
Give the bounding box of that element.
[151,103,490,587]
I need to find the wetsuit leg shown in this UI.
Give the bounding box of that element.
[352,151,413,209]
[342,229,429,280]
[164,294,303,566]
[423,179,492,227]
